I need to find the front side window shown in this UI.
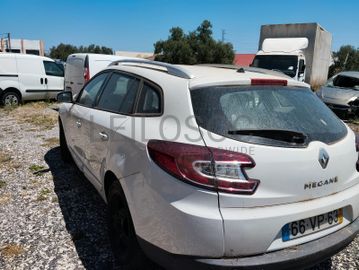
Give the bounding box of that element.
[191,86,347,147]
[43,61,64,77]
[77,72,108,107]
[97,72,140,114]
[137,83,161,114]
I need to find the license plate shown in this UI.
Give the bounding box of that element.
[282,208,343,242]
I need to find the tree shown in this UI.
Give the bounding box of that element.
[329,45,359,77]
[154,20,234,64]
[49,43,113,61]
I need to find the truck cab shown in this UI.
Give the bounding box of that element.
[251,38,308,82]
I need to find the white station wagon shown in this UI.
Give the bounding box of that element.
[57,60,359,270]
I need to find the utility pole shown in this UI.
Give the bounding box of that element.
[343,52,350,70]
[221,29,226,42]
[7,33,11,51]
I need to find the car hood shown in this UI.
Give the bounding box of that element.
[319,86,359,106]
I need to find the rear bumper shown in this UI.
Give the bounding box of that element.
[140,218,359,270]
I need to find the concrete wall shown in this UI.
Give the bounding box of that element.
[259,23,332,86]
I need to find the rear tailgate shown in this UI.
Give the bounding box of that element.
[200,128,358,208]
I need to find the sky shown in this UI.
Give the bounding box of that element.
[1,0,358,54]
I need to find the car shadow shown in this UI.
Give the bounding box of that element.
[44,147,333,270]
[44,147,114,270]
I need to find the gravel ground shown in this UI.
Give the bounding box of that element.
[0,103,113,270]
[0,103,358,270]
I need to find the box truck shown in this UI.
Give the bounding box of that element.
[251,23,332,88]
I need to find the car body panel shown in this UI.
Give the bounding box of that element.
[319,86,359,106]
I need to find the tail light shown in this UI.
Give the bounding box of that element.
[84,67,90,83]
[147,140,259,194]
[251,78,287,86]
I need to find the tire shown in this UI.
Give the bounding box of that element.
[59,121,73,163]
[107,181,154,270]
[1,91,21,106]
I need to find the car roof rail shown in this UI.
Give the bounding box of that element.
[197,64,290,79]
[110,59,194,79]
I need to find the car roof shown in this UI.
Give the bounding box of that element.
[67,53,134,61]
[337,71,359,79]
[106,62,309,89]
[176,65,307,89]
[0,53,53,61]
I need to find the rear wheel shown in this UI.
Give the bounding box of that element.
[1,91,20,106]
[107,181,154,270]
[59,121,72,163]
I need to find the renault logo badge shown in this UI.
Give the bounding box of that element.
[319,149,329,169]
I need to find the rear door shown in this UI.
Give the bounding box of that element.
[88,71,141,186]
[0,55,19,90]
[190,85,357,208]
[65,56,85,96]
[42,60,64,99]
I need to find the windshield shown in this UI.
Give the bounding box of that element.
[252,55,298,78]
[328,75,359,90]
[191,86,347,147]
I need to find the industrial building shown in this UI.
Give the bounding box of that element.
[0,37,45,56]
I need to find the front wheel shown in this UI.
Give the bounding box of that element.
[107,181,155,270]
[1,91,21,106]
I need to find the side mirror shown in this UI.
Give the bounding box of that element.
[57,91,73,103]
[298,59,306,75]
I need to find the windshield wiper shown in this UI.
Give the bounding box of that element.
[228,129,308,144]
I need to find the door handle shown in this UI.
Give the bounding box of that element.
[45,78,48,84]
[40,78,43,84]
[70,81,74,85]
[99,132,108,141]
[76,120,82,128]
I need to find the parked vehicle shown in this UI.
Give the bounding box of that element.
[57,60,359,270]
[251,23,332,88]
[65,53,137,96]
[0,53,64,106]
[317,71,359,118]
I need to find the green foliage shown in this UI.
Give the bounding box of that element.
[49,43,113,61]
[154,20,234,64]
[329,45,359,77]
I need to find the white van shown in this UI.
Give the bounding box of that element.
[65,53,138,96]
[0,53,64,105]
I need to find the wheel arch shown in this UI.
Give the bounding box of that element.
[104,170,126,203]
[3,87,22,101]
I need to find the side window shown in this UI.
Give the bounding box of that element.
[77,72,108,107]
[137,83,161,114]
[97,73,140,114]
[43,61,64,77]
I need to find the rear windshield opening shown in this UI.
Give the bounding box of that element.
[191,86,347,148]
[332,75,359,89]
